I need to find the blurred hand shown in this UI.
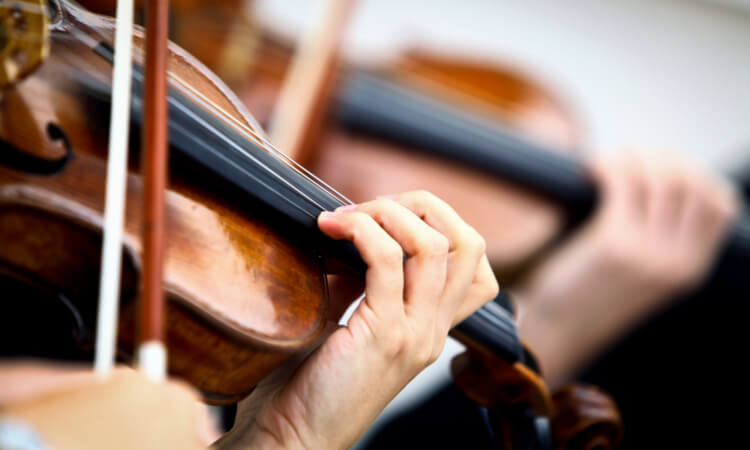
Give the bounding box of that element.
[0,361,97,406]
[215,191,498,449]
[2,364,215,449]
[516,152,738,388]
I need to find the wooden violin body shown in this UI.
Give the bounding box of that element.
[0,0,328,404]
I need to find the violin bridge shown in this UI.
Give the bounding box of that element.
[0,0,49,90]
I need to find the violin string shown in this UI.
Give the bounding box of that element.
[168,75,285,156]
[167,71,351,206]
[167,89,323,220]
[157,67,354,210]
[111,23,333,194]
[158,76,330,216]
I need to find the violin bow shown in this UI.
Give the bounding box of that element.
[94,0,171,381]
[269,0,356,165]
[94,0,135,376]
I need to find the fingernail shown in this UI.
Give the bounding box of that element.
[319,211,339,219]
[335,204,357,212]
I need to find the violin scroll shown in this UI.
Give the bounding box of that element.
[452,349,551,414]
[452,346,623,449]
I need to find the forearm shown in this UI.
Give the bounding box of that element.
[517,273,659,388]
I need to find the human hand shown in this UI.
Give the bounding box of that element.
[216,191,498,449]
[516,153,738,388]
[2,364,215,449]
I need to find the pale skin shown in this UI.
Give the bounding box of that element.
[516,152,738,388]
[0,365,212,449]
[0,191,499,450]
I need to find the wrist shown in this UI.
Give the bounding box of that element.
[213,412,323,450]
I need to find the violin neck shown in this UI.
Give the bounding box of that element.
[452,293,523,364]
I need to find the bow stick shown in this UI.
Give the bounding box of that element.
[138,0,170,381]
[94,0,170,381]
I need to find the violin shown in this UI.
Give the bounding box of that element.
[0,0,525,411]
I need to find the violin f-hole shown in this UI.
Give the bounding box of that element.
[0,121,73,174]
